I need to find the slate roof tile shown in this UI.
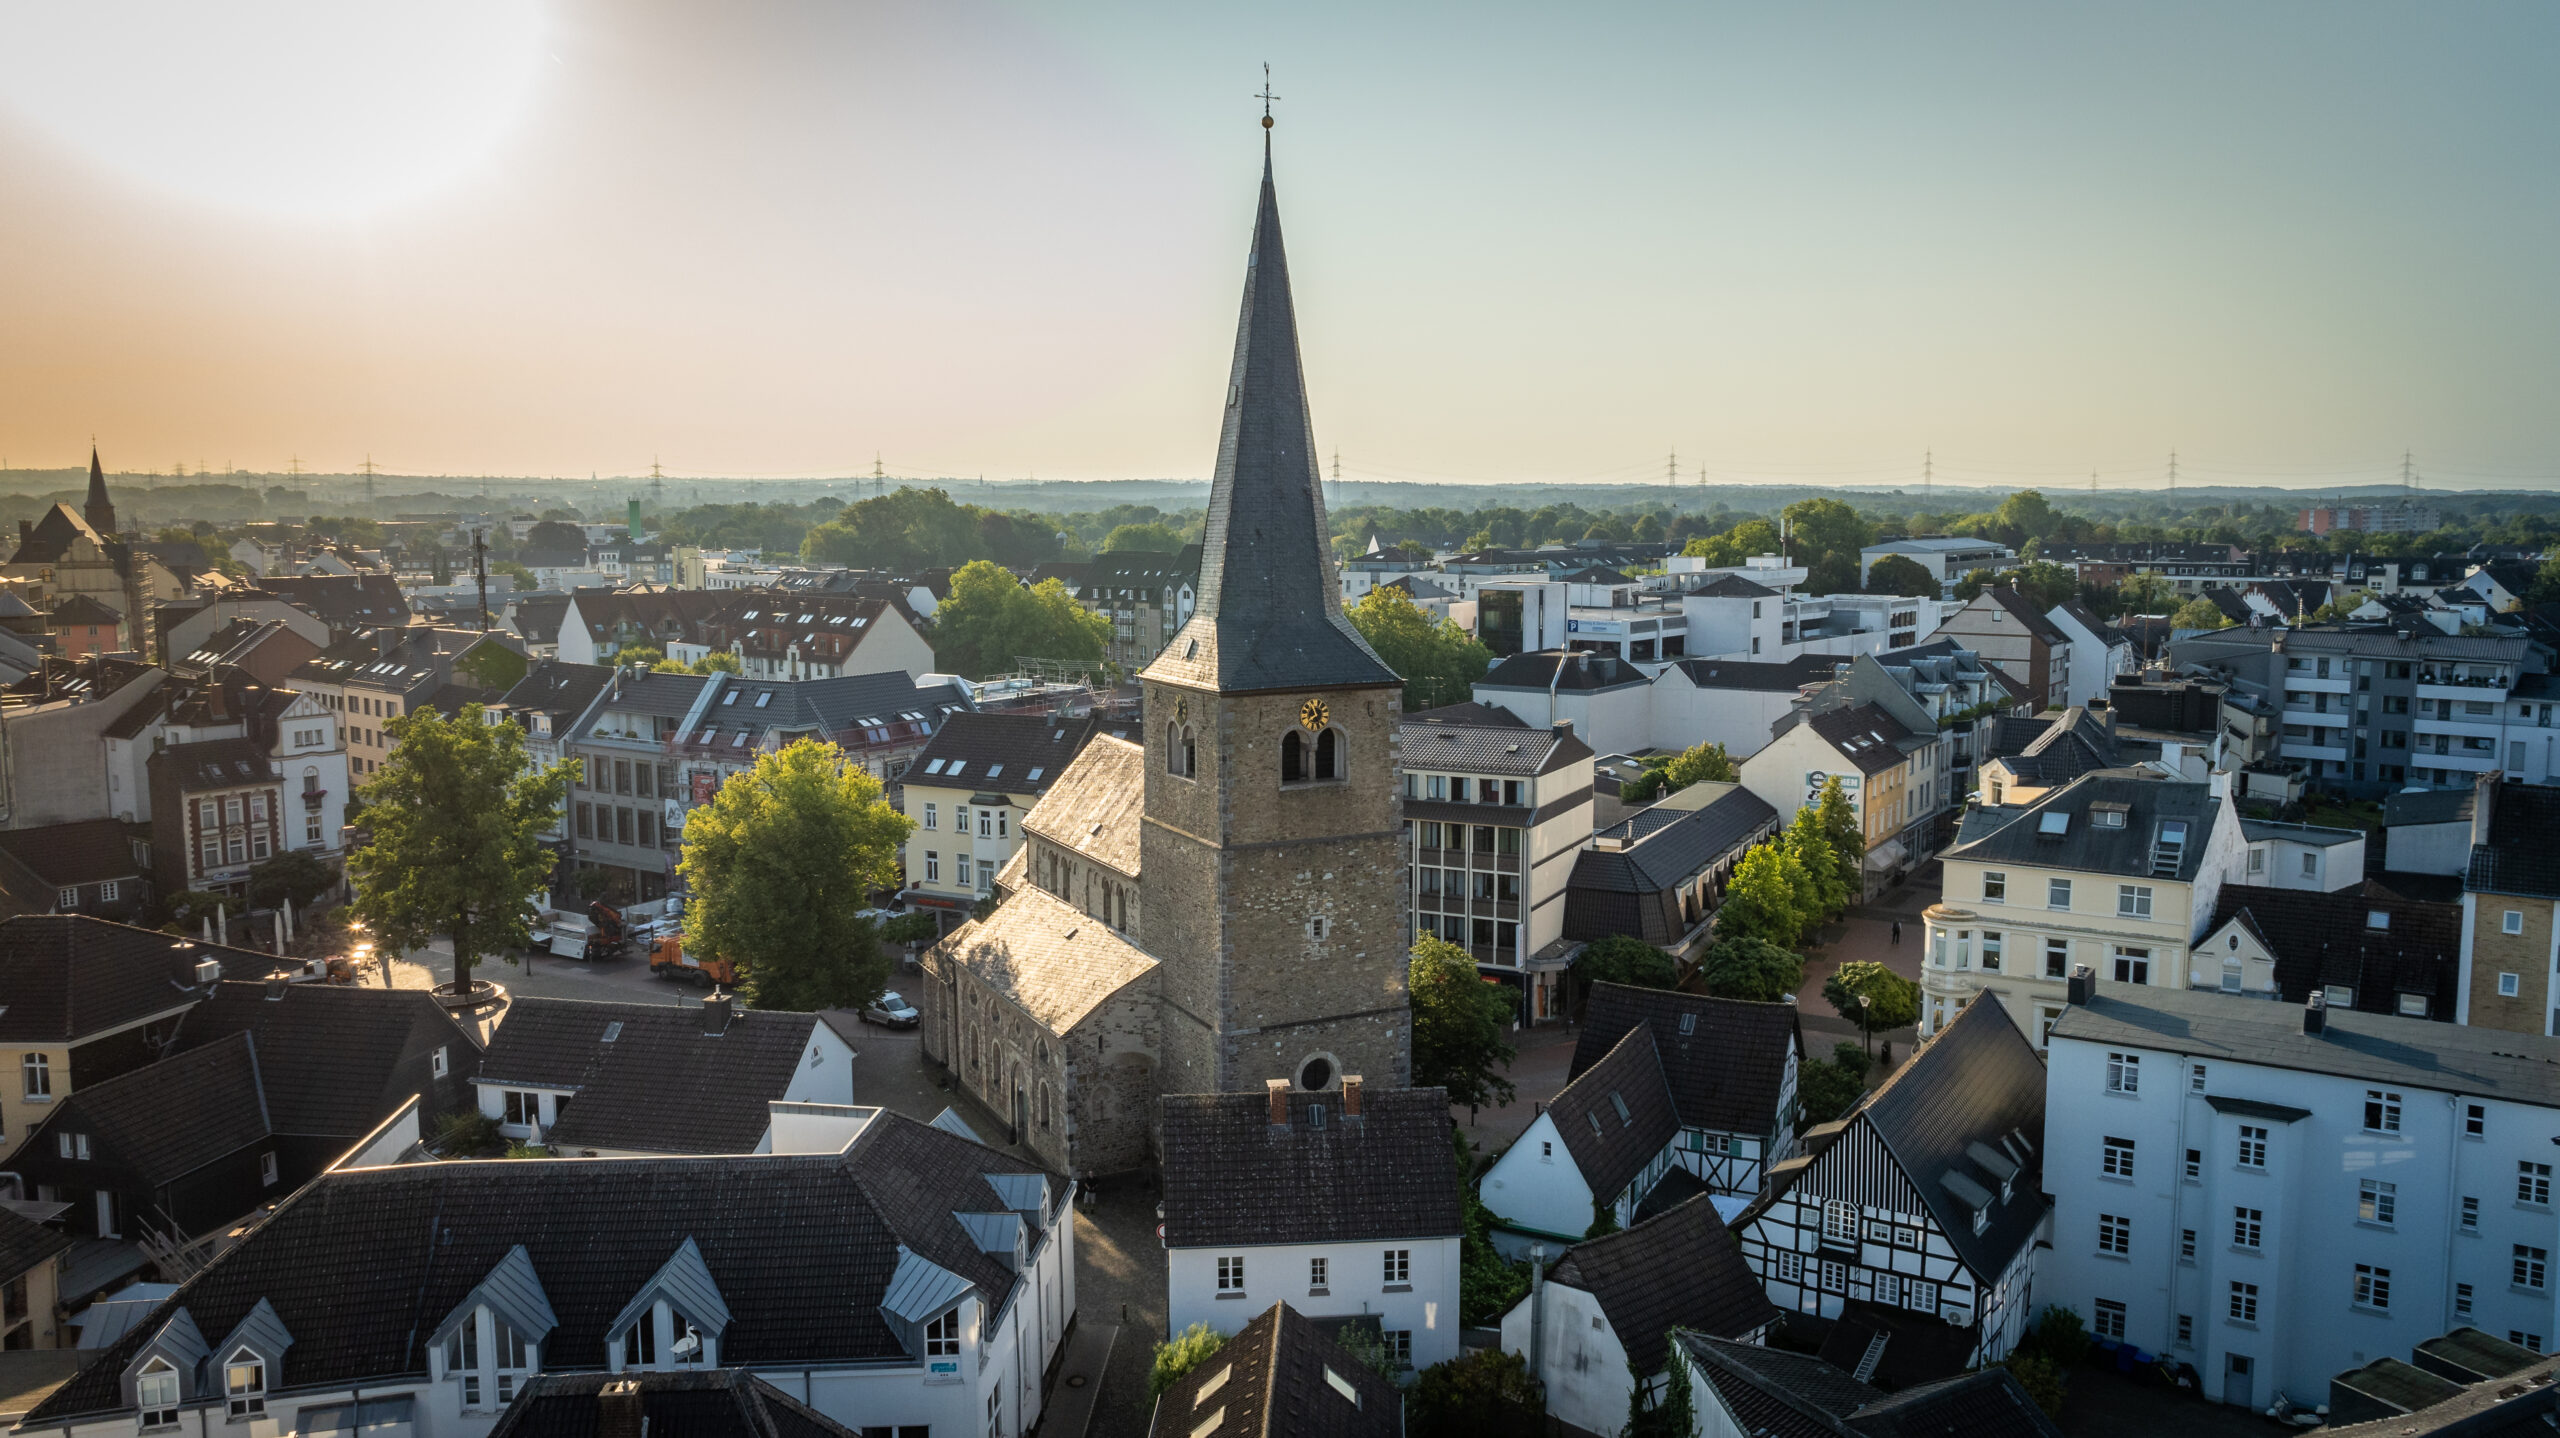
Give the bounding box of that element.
[938,887,1157,1032]
[1150,1302,1401,1438]
[477,997,820,1154]
[1546,1028,1681,1204]
[167,980,482,1135]
[0,819,146,888]
[0,916,292,1045]
[1020,736,1145,878]
[1160,1087,1461,1249]
[487,1370,860,1438]
[2207,880,2461,1016]
[1544,1194,1775,1372]
[1571,985,1800,1136]
[907,713,1097,797]
[1839,998,2048,1280]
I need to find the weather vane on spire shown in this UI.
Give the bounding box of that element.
[1257,63,1279,130]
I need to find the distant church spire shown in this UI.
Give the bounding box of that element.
[83,445,115,535]
[1145,99,1399,696]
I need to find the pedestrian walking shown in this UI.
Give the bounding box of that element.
[1890,921,1902,946]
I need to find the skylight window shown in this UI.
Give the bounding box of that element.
[731,732,749,747]
[2038,812,2071,836]
[602,1022,623,1042]
[722,691,739,705]
[1027,767,1043,781]
[986,764,1003,778]
[754,692,772,708]
[924,759,946,775]
[945,761,967,777]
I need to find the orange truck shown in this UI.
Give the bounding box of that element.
[647,934,735,987]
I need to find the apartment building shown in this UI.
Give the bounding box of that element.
[2045,982,2560,1411]
[2457,778,2560,1035]
[1858,537,2019,596]
[1923,770,2245,1045]
[1739,703,1931,896]
[900,713,1099,933]
[1400,711,1593,1023]
[1936,588,2074,711]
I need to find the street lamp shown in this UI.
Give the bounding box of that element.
[1857,991,1872,1060]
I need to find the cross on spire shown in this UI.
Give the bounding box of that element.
[1257,63,1279,128]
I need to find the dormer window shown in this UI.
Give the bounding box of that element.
[925,1311,960,1358]
[224,1348,265,1417]
[138,1358,179,1428]
[447,1321,482,1406]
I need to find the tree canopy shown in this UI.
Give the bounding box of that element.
[523,519,587,552]
[1410,936,1517,1110]
[1714,842,1816,949]
[1619,740,1737,803]
[1695,936,1804,1002]
[1680,519,1780,567]
[1100,522,1186,553]
[345,703,572,993]
[1863,553,1941,598]
[1782,497,1875,595]
[929,560,1112,679]
[1823,961,1920,1041]
[676,739,913,1010]
[2172,596,2233,630]
[1811,777,1865,900]
[799,487,1060,572]
[1575,934,1679,991]
[1346,584,1494,711]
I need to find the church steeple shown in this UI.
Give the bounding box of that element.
[1143,146,1399,696]
[83,446,115,535]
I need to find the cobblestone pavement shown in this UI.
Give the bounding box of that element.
[1790,865,1937,1074]
[1454,1019,1582,1156]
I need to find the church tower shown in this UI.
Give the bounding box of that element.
[83,446,116,535]
[1140,134,1411,1099]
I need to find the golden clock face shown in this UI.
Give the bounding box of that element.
[1300,697,1330,730]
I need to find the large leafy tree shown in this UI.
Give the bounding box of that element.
[1812,777,1865,898]
[929,560,1112,679]
[1864,553,1941,598]
[1781,497,1874,595]
[1823,961,1920,1052]
[1714,842,1813,949]
[800,487,1061,572]
[1783,807,1848,918]
[2173,596,2232,630]
[1100,522,1185,553]
[2114,570,2177,614]
[678,739,913,1010]
[345,704,573,994]
[1347,584,1494,711]
[1619,741,1737,803]
[1410,936,1517,1110]
[1695,936,1804,1002]
[1679,519,1779,567]
[1991,562,2082,612]
[1576,934,1679,990]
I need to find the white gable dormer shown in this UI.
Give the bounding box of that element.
[122,1307,210,1425]
[212,1297,293,1419]
[2188,914,2280,997]
[879,1245,974,1380]
[606,1237,729,1371]
[430,1245,557,1409]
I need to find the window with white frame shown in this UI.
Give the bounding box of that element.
[1982,871,2005,903]
[1309,1257,1327,1291]
[2232,1207,2262,1250]
[2105,1052,2139,1094]
[2364,1090,2402,1134]
[448,1320,483,1406]
[1217,1256,1246,1291]
[2097,1213,2129,1255]
[2517,1246,2548,1291]
[2047,878,2071,910]
[2112,947,2150,984]
[1823,1200,1858,1244]
[138,1357,179,1428]
[2504,910,2525,935]
[925,1311,960,1357]
[2237,1126,2267,1168]
[923,802,938,830]
[225,1349,265,1417]
[55,887,76,910]
[2102,1137,2135,1178]
[2521,1162,2551,1206]
[2117,884,2153,919]
[2359,1179,2396,1225]
[21,1053,48,1099]
[2354,1265,2391,1311]
[2093,1299,2126,1340]
[2044,936,2069,978]
[1382,1249,1410,1284]
[2228,1281,2259,1323]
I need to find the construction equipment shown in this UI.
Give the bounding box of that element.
[648,934,734,987]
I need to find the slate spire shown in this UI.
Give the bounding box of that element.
[83,445,115,535]
[1145,146,1399,695]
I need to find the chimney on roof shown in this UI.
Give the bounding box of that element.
[1342,1075,1363,1118]
[1551,718,1573,740]
[1266,1078,1289,1128]
[15,520,27,547]
[597,1379,644,1438]
[703,988,734,1036]
[2066,964,2094,1006]
[264,977,287,1001]
[2304,991,2327,1036]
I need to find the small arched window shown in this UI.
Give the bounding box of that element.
[1315,727,1340,780]
[1166,722,1184,775]
[1281,731,1306,783]
[1182,726,1196,777]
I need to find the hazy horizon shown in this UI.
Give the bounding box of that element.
[3,2,2554,490]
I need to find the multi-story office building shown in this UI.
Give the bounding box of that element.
[1399,710,1593,1024]
[2045,982,2560,1411]
[1858,537,2019,596]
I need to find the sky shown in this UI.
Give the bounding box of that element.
[0,1,2555,493]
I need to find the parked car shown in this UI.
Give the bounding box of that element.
[861,991,920,1028]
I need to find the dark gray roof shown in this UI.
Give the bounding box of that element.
[1834,997,2048,1280]
[486,1371,858,1438]
[2236,819,2362,847]
[28,1110,1063,1423]
[507,595,571,646]
[1149,1302,1402,1438]
[0,819,145,887]
[2335,1357,2466,1417]
[1397,717,1591,777]
[1685,573,1779,599]
[1139,158,1400,697]
[254,574,411,630]
[1984,708,2121,786]
[2049,983,2560,1105]
[12,1032,273,1189]
[2321,1354,2560,1437]
[2467,782,2560,900]
[587,670,709,719]
[1669,654,1841,692]
[1544,1195,1775,1372]
[1159,1086,1461,1248]
[1566,790,1784,944]
[1681,1334,1882,1438]
[1547,1027,1681,1204]
[1841,1370,2064,1438]
[477,997,822,1154]
[2208,880,2461,1017]
[1477,650,1651,693]
[0,1204,72,1283]
[497,659,613,722]
[905,712,1096,795]
[166,980,481,1134]
[1806,705,1915,776]
[0,916,291,1045]
[2415,1328,2545,1384]
[1572,985,1800,1135]
[1948,770,2220,882]
[1404,700,1530,727]
[153,736,277,792]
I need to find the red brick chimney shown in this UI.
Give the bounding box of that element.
[1266,1078,1289,1128]
[1342,1075,1364,1118]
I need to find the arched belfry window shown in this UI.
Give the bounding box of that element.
[1167,719,1197,778]
[1281,731,1305,783]
[1314,727,1340,780]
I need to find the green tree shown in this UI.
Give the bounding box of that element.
[1823,961,1919,1053]
[1630,513,1665,542]
[2001,1352,2066,1419]
[1714,842,1812,948]
[1410,1348,1542,1438]
[490,559,537,591]
[1680,519,1779,567]
[1346,584,1495,711]
[930,560,1112,678]
[1622,1333,1695,1438]
[1619,741,1738,803]
[2114,570,2176,614]
[1811,777,1865,900]
[1694,936,1804,1002]
[1336,1324,1401,1380]
[1993,560,2081,612]
[1795,1054,1864,1124]
[247,850,338,912]
[344,704,572,995]
[1864,553,1941,598]
[1993,489,2062,546]
[613,643,666,668]
[455,641,528,693]
[1953,566,1996,601]
[689,650,742,674]
[524,519,587,552]
[677,740,913,1010]
[2531,556,2560,606]
[1148,1325,1227,1401]
[1410,936,1518,1110]
[1576,934,1679,991]
[800,486,989,571]
[1100,521,1184,553]
[2172,596,2231,630]
[1783,807,1848,918]
[1781,497,1874,595]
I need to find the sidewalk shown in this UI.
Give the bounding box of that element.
[1790,867,1936,1068]
[1454,1020,1583,1153]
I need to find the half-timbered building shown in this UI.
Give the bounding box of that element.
[1731,998,2050,1373]
[1480,985,1800,1252]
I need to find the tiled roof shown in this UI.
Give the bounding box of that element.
[1477,651,1651,692]
[2321,1355,2560,1437]
[1669,654,1842,692]
[28,1110,1062,1423]
[1137,164,1407,697]
[1845,998,2048,1280]
[2467,782,2560,900]
[1844,1370,2063,1437]
[1572,985,1799,1135]
[585,669,710,720]
[153,736,277,791]
[14,1032,273,1189]
[1544,1194,1775,1372]
[0,1204,73,1283]
[937,887,1156,1032]
[1685,573,1779,599]
[254,574,411,630]
[1948,770,2220,882]
[1159,1086,1461,1249]
[1546,1027,1681,1204]
[1975,587,2071,645]
[906,713,1097,796]
[1397,717,1590,777]
[48,594,121,626]
[1020,736,1144,878]
[496,660,615,722]
[1149,1302,1402,1438]
[2049,982,2560,1105]
[486,1370,859,1438]
[507,595,571,646]
[0,916,290,1045]
[1404,701,1531,727]
[1806,705,1915,776]
[477,997,819,1154]
[166,980,481,1135]
[0,819,144,887]
[1680,1334,1879,1438]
